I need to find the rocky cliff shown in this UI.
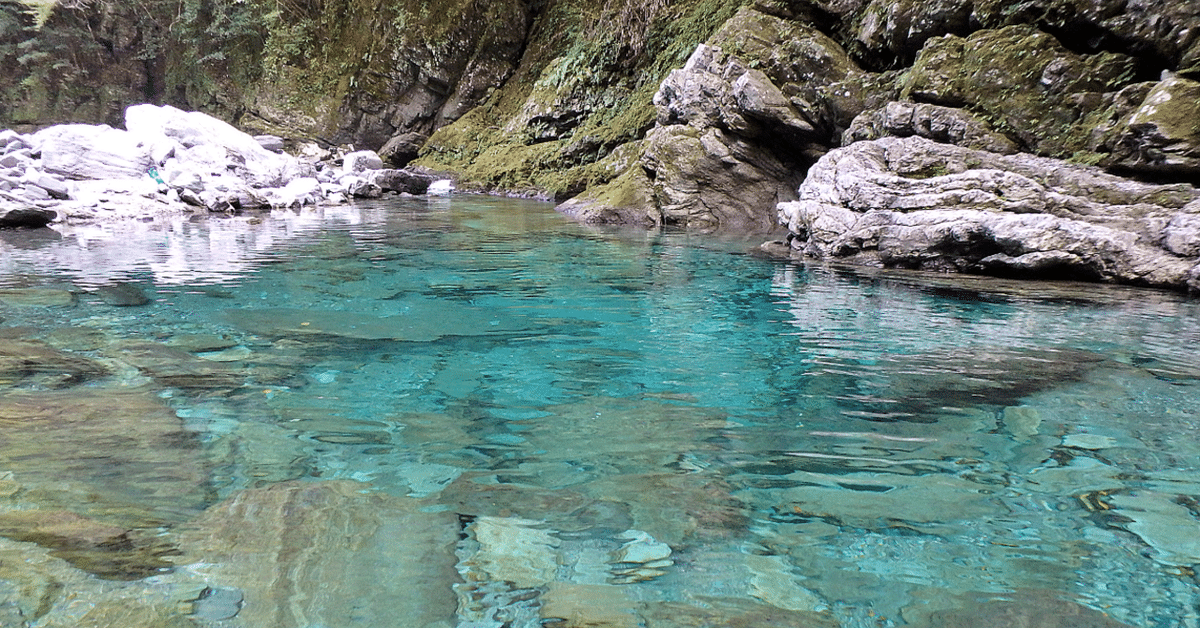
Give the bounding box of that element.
[3,0,1199,289]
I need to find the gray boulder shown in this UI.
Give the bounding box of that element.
[777,136,1200,291]
[643,125,803,231]
[378,133,427,167]
[28,173,70,200]
[337,174,383,198]
[0,153,26,169]
[654,44,820,144]
[0,207,57,229]
[368,169,434,195]
[255,135,286,153]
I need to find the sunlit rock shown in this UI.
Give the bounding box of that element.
[265,176,322,207]
[429,179,455,195]
[126,104,302,188]
[342,149,384,173]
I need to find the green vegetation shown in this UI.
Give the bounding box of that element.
[416,0,746,197]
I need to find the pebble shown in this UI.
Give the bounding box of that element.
[192,586,244,621]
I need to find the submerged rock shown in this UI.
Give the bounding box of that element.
[0,387,209,528]
[95,283,152,307]
[223,300,535,341]
[777,135,1200,291]
[175,480,460,628]
[0,509,174,580]
[0,339,109,388]
[906,589,1138,628]
[0,287,75,307]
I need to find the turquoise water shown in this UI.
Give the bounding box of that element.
[1,196,1199,627]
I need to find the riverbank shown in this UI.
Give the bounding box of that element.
[0,104,445,229]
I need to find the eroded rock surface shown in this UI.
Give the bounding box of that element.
[777,136,1200,291]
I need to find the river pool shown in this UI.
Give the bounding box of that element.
[1,196,1198,627]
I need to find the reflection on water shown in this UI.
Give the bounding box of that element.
[1,197,1199,627]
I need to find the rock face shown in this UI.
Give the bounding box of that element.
[6,0,1200,289]
[556,5,867,229]
[777,136,1200,291]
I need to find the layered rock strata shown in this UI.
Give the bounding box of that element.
[776,135,1200,291]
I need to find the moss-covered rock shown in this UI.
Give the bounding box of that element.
[416,0,746,198]
[1099,76,1200,177]
[900,25,1138,158]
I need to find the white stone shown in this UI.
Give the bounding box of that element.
[342,150,384,173]
[125,104,298,187]
[267,177,323,207]
[33,124,153,180]
[428,179,455,195]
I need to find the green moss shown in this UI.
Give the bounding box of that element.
[414,0,746,198]
[902,25,1143,160]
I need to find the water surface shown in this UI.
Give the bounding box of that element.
[1,196,1198,627]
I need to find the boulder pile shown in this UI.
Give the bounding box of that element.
[0,104,440,228]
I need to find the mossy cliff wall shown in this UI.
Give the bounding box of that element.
[3,0,1199,233]
[0,0,532,143]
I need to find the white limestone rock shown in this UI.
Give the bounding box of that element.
[778,135,1200,291]
[33,124,153,181]
[342,150,384,173]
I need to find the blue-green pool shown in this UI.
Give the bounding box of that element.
[1,196,1198,627]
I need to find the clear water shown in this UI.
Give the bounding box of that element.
[2,196,1199,628]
